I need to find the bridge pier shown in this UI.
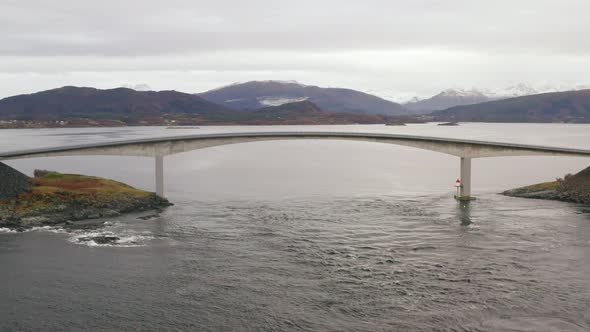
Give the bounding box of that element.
[458,157,474,200]
[155,155,164,197]
[4,132,590,203]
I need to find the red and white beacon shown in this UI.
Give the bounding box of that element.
[454,178,461,198]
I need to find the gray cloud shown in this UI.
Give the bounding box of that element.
[2,0,589,56]
[1,0,589,100]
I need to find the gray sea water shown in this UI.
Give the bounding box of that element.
[0,123,589,331]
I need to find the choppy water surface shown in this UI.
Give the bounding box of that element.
[0,124,589,331]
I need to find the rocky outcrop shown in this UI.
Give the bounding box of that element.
[0,170,172,230]
[503,186,590,204]
[503,185,562,201]
[502,166,590,205]
[0,162,31,201]
[0,191,171,229]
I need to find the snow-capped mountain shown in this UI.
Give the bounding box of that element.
[404,83,590,113]
[490,83,590,98]
[496,83,539,97]
[120,83,152,91]
[257,96,309,107]
[404,88,494,114]
[432,89,590,123]
[438,88,488,98]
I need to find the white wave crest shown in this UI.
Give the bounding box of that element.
[69,230,154,247]
[28,226,67,234]
[0,227,17,234]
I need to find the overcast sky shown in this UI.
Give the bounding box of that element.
[1,0,589,101]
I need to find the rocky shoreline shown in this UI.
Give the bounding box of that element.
[0,170,172,231]
[502,186,590,204]
[502,166,590,205]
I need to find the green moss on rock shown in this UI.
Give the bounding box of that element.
[0,170,172,229]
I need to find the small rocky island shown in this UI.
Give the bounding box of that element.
[0,163,171,230]
[502,166,590,205]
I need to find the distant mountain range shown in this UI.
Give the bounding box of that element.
[221,100,392,125]
[198,80,407,116]
[404,89,494,114]
[0,86,392,127]
[432,89,590,123]
[0,86,233,126]
[198,80,590,115]
[0,82,589,127]
[403,83,590,113]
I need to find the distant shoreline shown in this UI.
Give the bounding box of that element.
[3,121,590,130]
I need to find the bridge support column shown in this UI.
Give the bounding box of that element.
[459,157,474,200]
[155,155,164,197]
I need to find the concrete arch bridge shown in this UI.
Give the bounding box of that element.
[2,132,590,200]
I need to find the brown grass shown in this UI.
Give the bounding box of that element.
[524,181,560,191]
[0,171,156,216]
[29,172,148,196]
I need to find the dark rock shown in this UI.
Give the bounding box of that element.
[502,166,590,205]
[100,210,121,218]
[502,189,561,200]
[77,235,120,245]
[0,162,31,201]
[33,169,54,177]
[137,213,160,220]
[64,219,108,230]
[0,169,173,229]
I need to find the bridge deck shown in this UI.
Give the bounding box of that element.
[1,132,590,159]
[2,131,589,199]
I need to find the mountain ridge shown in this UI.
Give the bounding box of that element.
[403,84,590,113]
[0,86,233,119]
[198,80,407,116]
[404,89,495,113]
[241,100,393,124]
[2,84,590,127]
[431,89,590,123]
[0,87,395,127]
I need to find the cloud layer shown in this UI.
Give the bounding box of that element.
[1,0,589,100]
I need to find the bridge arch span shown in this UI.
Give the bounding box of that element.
[2,132,590,200]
